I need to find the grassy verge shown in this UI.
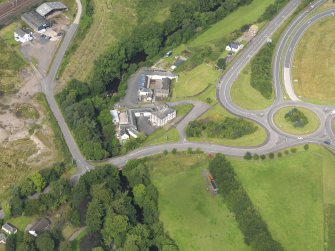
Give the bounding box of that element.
[143,128,179,147]
[292,16,335,105]
[145,153,250,251]
[188,104,267,146]
[231,64,274,110]
[273,106,320,135]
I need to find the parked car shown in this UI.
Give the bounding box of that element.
[324,140,331,145]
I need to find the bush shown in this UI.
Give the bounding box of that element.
[260,154,266,160]
[277,152,282,158]
[269,153,275,159]
[290,148,297,153]
[187,147,193,154]
[284,150,289,155]
[163,150,168,155]
[253,154,259,160]
[244,152,252,160]
[304,144,309,151]
[172,148,177,154]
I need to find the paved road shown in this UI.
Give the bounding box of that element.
[35,0,335,174]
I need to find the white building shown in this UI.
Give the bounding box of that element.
[138,88,153,101]
[150,104,176,127]
[226,42,243,53]
[1,223,17,235]
[110,110,119,124]
[14,28,33,43]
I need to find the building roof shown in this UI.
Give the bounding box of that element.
[139,87,153,94]
[146,69,177,78]
[229,42,241,50]
[15,27,28,37]
[151,105,175,120]
[110,110,119,124]
[29,218,50,233]
[2,223,17,234]
[36,2,67,16]
[0,233,6,243]
[21,11,51,31]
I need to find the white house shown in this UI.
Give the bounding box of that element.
[1,223,17,235]
[225,42,243,53]
[14,28,33,43]
[150,105,176,127]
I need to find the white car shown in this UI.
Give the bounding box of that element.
[331,110,335,115]
[297,136,303,140]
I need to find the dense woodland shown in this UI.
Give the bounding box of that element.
[209,154,283,251]
[4,162,178,250]
[57,0,255,160]
[186,117,257,139]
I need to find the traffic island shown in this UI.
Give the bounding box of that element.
[273,106,320,135]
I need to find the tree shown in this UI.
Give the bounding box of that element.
[217,58,226,70]
[30,173,46,193]
[277,152,282,158]
[20,178,35,197]
[9,188,23,216]
[35,233,54,251]
[290,148,297,153]
[102,214,129,247]
[244,152,252,160]
[5,234,16,251]
[86,199,104,233]
[269,153,275,159]
[253,154,259,160]
[133,184,146,208]
[260,154,266,160]
[304,144,309,150]
[59,241,72,251]
[51,178,71,205]
[172,148,177,154]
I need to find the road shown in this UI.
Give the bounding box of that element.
[34,0,335,174]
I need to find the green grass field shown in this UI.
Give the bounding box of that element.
[273,107,320,135]
[230,145,335,251]
[146,154,250,251]
[188,104,267,146]
[145,144,335,251]
[293,17,335,105]
[231,64,274,110]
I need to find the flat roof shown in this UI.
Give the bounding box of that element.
[36,2,67,16]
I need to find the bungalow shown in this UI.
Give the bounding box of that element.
[225,42,243,53]
[14,27,33,43]
[28,218,50,237]
[1,223,17,235]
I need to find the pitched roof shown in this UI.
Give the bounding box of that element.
[1,223,17,234]
[21,11,51,30]
[229,42,241,49]
[29,218,50,232]
[36,2,67,16]
[15,27,28,37]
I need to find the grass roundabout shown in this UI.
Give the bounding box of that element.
[273,107,320,135]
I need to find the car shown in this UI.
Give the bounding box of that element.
[297,136,303,140]
[331,110,335,115]
[324,140,331,145]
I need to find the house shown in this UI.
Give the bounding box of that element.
[36,2,67,17]
[14,28,33,43]
[225,42,243,53]
[110,110,119,124]
[1,223,18,235]
[146,70,178,81]
[0,233,6,244]
[21,11,51,33]
[119,127,130,142]
[138,88,153,101]
[150,104,176,127]
[28,218,50,237]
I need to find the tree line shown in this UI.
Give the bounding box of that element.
[209,154,283,251]
[186,117,257,139]
[57,0,255,160]
[250,43,274,99]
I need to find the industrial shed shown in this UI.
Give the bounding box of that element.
[21,11,51,32]
[36,2,67,17]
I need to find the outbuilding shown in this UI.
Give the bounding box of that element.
[28,218,50,237]
[225,42,243,53]
[21,11,51,33]
[36,2,68,17]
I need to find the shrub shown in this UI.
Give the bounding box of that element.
[290,148,297,153]
[284,150,289,155]
[269,153,275,159]
[253,154,259,160]
[284,108,308,128]
[260,154,266,160]
[172,148,177,154]
[187,147,193,154]
[163,150,168,155]
[277,152,282,158]
[244,152,252,160]
[304,144,309,151]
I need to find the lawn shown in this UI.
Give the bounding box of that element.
[188,104,267,146]
[143,128,179,147]
[172,64,220,99]
[273,106,320,135]
[8,216,37,231]
[59,0,183,88]
[230,144,335,251]
[292,17,335,105]
[145,153,250,251]
[231,64,274,110]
